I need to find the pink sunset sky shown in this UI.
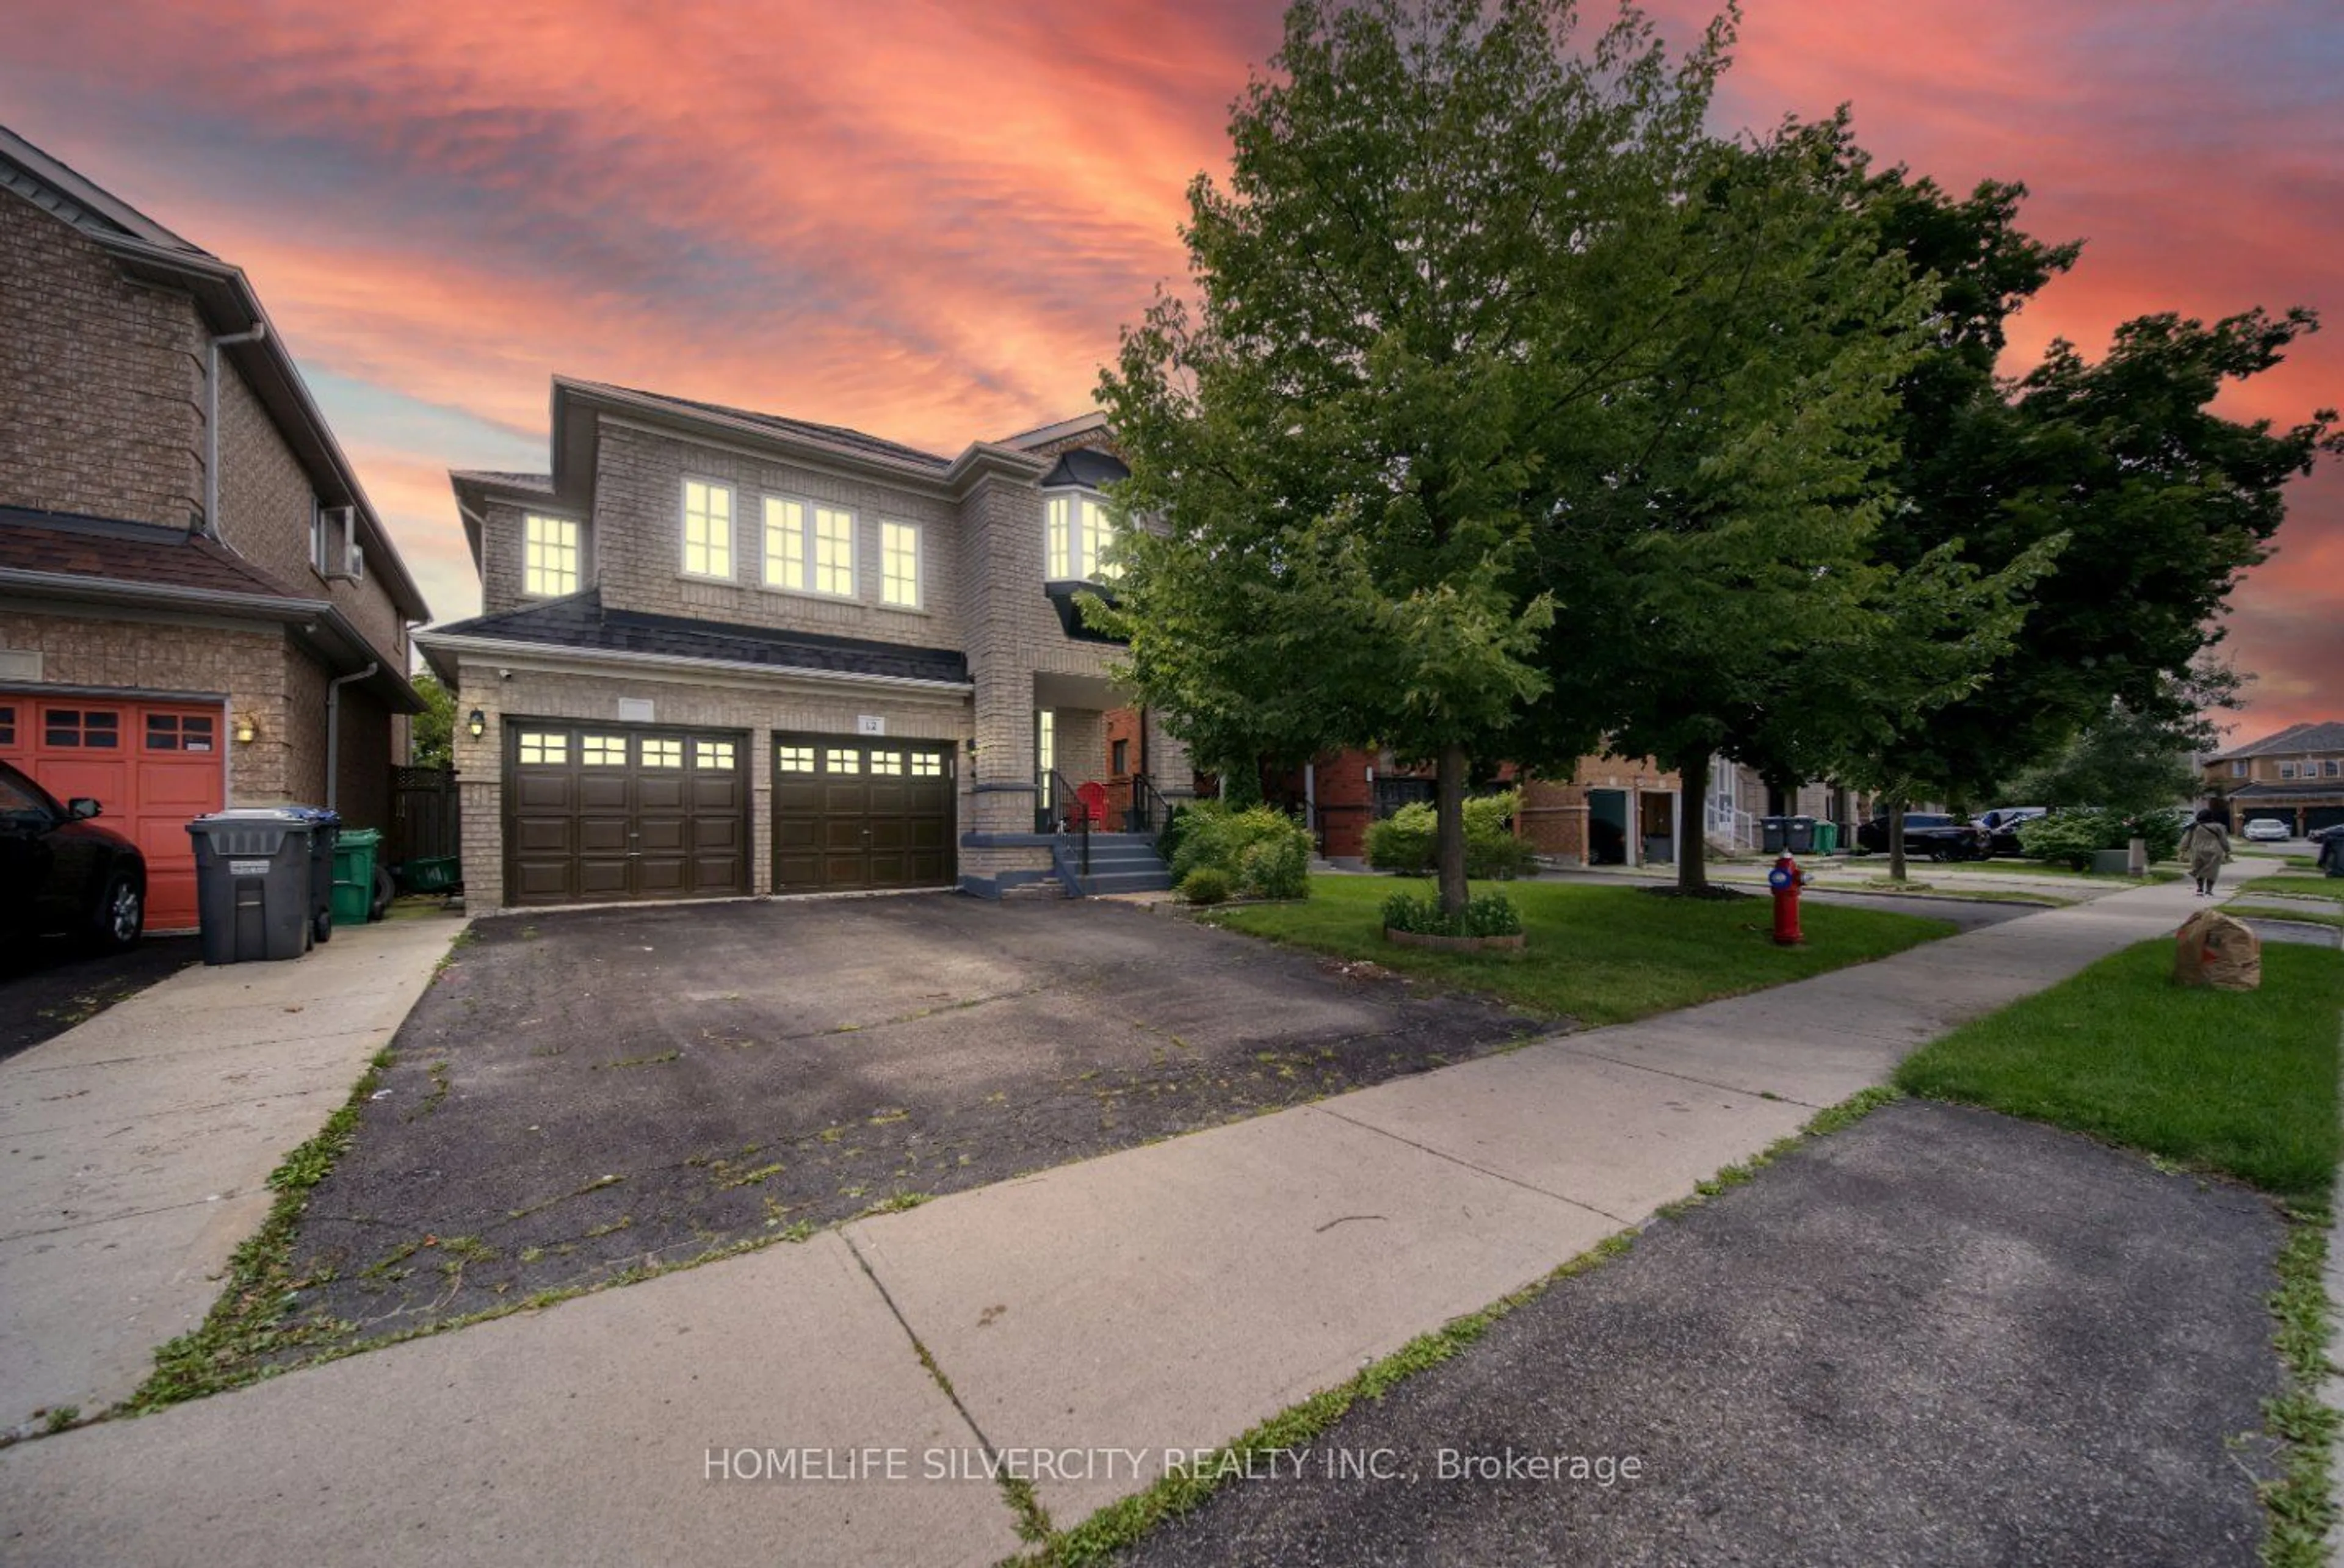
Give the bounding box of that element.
[4,1,2337,741]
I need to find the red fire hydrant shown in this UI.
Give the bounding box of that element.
[1768,852,1805,946]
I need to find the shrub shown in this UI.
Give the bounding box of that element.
[1238,831,1311,900]
[1364,791,1532,878]
[1380,888,1524,938]
[1179,867,1233,905]
[2017,806,2184,870]
[2016,809,2113,870]
[1168,801,1314,900]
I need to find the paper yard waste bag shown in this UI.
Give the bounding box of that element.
[2174,909,2262,992]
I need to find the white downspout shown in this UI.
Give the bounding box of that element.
[204,322,269,539]
[325,663,377,812]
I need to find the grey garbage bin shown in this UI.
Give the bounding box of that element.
[1785,815,1818,853]
[187,809,316,964]
[1760,815,1789,853]
[289,807,341,944]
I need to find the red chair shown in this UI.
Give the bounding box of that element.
[1071,780,1110,829]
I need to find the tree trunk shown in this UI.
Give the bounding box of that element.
[1436,743,1469,916]
[1677,751,1710,895]
[1887,800,1908,883]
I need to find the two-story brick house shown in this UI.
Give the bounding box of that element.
[2205,721,2344,837]
[418,378,1196,911]
[0,126,430,932]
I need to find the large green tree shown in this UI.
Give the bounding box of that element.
[410,671,457,770]
[1101,0,1950,912]
[1845,162,2340,876]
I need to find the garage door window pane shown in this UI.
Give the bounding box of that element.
[826,748,861,775]
[45,709,118,748]
[695,740,736,770]
[145,714,216,752]
[777,745,815,773]
[518,732,568,765]
[0,706,12,746]
[642,739,682,768]
[870,750,904,776]
[581,735,627,766]
[910,753,942,778]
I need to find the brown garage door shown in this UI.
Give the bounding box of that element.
[772,736,955,894]
[505,721,748,906]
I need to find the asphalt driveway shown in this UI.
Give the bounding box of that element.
[286,894,1535,1348]
[0,936,200,1064]
[1121,1099,2285,1567]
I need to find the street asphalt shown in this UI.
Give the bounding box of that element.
[1121,1098,2285,1568]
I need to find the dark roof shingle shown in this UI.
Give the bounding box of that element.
[0,505,307,601]
[424,590,969,685]
[2221,721,2344,760]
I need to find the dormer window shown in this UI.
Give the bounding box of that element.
[1039,447,1132,583]
[1044,492,1118,581]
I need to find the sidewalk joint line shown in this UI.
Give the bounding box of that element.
[1533,1040,1831,1110]
[1306,1105,1631,1225]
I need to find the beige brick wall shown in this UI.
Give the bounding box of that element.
[0,187,205,527]
[583,421,968,649]
[445,652,972,910]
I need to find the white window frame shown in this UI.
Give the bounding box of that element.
[759,494,858,599]
[523,513,583,598]
[681,478,736,581]
[1043,488,1120,582]
[880,519,922,609]
[2231,761,2249,778]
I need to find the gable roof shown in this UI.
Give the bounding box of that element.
[416,588,971,690]
[581,381,952,471]
[2217,721,2344,761]
[0,123,430,627]
[0,505,424,711]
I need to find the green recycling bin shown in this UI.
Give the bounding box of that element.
[331,828,382,927]
[1813,821,1840,854]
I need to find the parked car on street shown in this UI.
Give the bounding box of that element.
[2241,817,2292,842]
[1856,811,1986,861]
[0,761,146,949]
[1975,806,2049,858]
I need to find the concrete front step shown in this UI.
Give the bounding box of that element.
[1077,871,1176,895]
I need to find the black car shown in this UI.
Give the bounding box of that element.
[1855,811,1986,861]
[1,761,146,948]
[1975,805,2049,858]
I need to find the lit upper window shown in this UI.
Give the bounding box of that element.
[524,515,579,596]
[1044,493,1119,581]
[762,497,856,598]
[881,521,921,608]
[682,480,734,578]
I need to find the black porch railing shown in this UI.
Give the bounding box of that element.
[1038,768,1091,875]
[1126,772,1174,837]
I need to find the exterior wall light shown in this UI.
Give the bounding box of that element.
[233,713,258,745]
[467,709,487,739]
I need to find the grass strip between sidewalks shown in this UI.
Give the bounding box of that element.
[1895,938,2344,1567]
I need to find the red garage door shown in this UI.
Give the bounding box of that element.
[0,695,226,933]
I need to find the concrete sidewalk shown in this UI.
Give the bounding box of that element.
[0,871,2213,1564]
[0,913,465,1431]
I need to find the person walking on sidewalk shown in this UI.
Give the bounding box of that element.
[2181,809,2232,896]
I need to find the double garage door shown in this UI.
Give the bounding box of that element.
[504,724,955,906]
[0,693,225,932]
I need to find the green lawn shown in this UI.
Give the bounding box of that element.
[1895,940,2344,1204]
[1205,876,1953,1028]
[2238,875,2344,905]
[2228,904,2344,931]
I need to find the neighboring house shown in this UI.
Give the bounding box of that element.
[2205,721,2344,836]
[418,380,1198,911]
[0,126,430,932]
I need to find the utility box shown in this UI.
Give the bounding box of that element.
[188,809,317,965]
